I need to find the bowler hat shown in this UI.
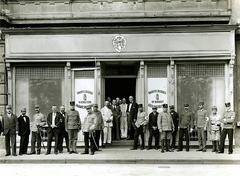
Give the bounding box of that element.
[162,104,168,108]
[21,108,26,111]
[70,101,75,106]
[169,105,174,109]
[225,102,231,107]
[138,104,143,108]
[184,103,189,107]
[6,105,12,109]
[35,105,40,108]
[152,105,158,109]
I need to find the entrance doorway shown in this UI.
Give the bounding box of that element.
[105,78,136,102]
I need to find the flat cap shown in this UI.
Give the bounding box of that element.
[70,101,75,106]
[169,105,175,109]
[225,102,231,107]
[35,104,40,108]
[184,103,189,107]
[162,104,168,108]
[138,104,143,108]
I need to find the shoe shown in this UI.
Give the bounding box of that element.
[45,153,50,155]
[140,147,145,150]
[228,152,233,154]
[13,154,17,156]
[23,152,28,155]
[217,151,224,154]
[186,150,189,152]
[202,149,206,152]
[176,149,182,152]
[90,152,94,155]
[81,151,89,155]
[37,151,40,155]
[67,149,70,153]
[19,153,23,156]
[166,149,173,152]
[59,151,63,153]
[5,154,10,156]
[130,148,137,150]
[54,152,58,155]
[97,149,102,151]
[196,149,203,151]
[147,147,152,150]
[74,151,78,154]
[161,150,164,153]
[29,152,36,155]
[212,149,216,152]
[102,144,106,148]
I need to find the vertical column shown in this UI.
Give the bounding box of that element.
[6,62,12,107]
[169,60,175,106]
[139,60,145,104]
[0,40,6,114]
[66,62,71,110]
[95,61,101,106]
[229,58,234,107]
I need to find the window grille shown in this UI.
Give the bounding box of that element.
[147,64,167,78]
[15,67,65,79]
[74,70,94,78]
[177,64,225,77]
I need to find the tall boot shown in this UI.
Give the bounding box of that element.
[215,140,220,153]
[211,141,216,152]
[166,140,172,152]
[161,139,164,153]
[73,140,78,154]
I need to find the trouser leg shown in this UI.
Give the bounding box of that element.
[171,130,176,149]
[36,132,41,153]
[19,136,24,154]
[84,132,89,153]
[185,129,190,151]
[58,131,64,152]
[228,129,233,153]
[95,130,100,150]
[133,128,139,149]
[219,128,227,153]
[65,132,70,152]
[178,129,183,150]
[73,130,78,153]
[53,130,59,153]
[148,129,153,148]
[24,136,29,153]
[68,129,74,152]
[90,134,95,154]
[155,131,160,149]
[212,141,216,152]
[10,134,16,155]
[31,132,36,153]
[197,128,203,149]
[46,131,53,154]
[103,127,108,144]
[202,128,206,150]
[216,140,220,152]
[5,132,10,155]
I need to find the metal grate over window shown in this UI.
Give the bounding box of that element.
[74,70,94,78]
[177,64,225,77]
[15,67,65,79]
[147,64,167,78]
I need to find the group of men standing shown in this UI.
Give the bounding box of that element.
[0,97,236,156]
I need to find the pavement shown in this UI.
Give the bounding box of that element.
[0,146,240,164]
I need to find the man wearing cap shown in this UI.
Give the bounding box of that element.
[110,99,121,141]
[196,102,208,152]
[101,101,113,147]
[158,104,174,153]
[1,105,18,156]
[18,108,30,155]
[208,106,221,153]
[30,105,46,155]
[65,101,81,154]
[169,105,179,150]
[218,102,235,154]
[130,104,148,150]
[148,105,159,150]
[120,98,128,139]
[177,103,194,152]
[46,105,63,155]
[126,96,138,140]
[58,105,70,153]
[92,103,104,151]
[81,105,98,155]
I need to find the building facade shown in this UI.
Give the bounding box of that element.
[0,0,240,146]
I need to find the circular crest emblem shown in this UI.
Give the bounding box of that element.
[112,35,127,52]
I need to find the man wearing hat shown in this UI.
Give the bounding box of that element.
[81,105,98,155]
[30,104,46,155]
[101,101,113,147]
[130,104,148,150]
[126,96,138,140]
[208,106,221,153]
[218,102,235,154]
[65,101,81,154]
[147,105,159,150]
[110,99,121,141]
[120,98,128,139]
[158,104,174,153]
[18,108,30,155]
[92,103,104,151]
[169,105,179,150]
[196,102,208,152]
[177,103,194,152]
[1,105,18,156]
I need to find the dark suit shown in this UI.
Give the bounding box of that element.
[148,112,159,149]
[46,112,63,154]
[110,105,121,140]
[2,113,18,155]
[18,115,30,154]
[170,111,179,149]
[58,112,69,152]
[126,102,138,139]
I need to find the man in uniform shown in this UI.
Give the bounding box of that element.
[58,105,69,153]
[18,108,30,155]
[130,104,148,150]
[110,99,121,141]
[65,101,81,154]
[177,103,194,152]
[196,102,208,152]
[169,105,179,150]
[101,101,113,147]
[218,102,235,154]
[148,105,159,150]
[158,104,174,153]
[1,105,18,156]
[30,105,46,155]
[208,106,221,153]
[120,98,128,139]
[92,103,104,151]
[46,105,63,155]
[126,96,138,140]
[81,105,98,155]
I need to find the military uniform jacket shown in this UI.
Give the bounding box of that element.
[93,110,104,131]
[170,111,179,131]
[82,113,97,132]
[18,115,30,136]
[158,112,174,131]
[2,113,19,135]
[65,110,81,131]
[31,113,46,132]
[178,110,194,129]
[221,110,235,129]
[196,109,208,128]
[208,114,221,131]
